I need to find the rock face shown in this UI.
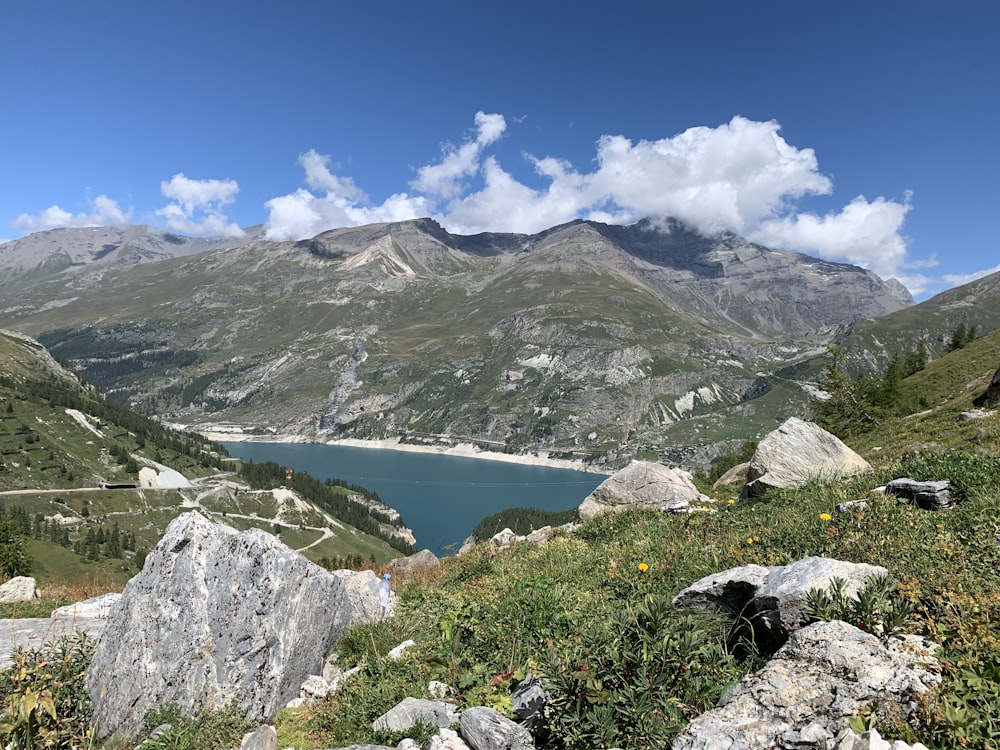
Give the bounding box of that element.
[578,460,710,520]
[0,576,37,603]
[742,417,872,498]
[671,620,940,750]
[85,512,382,739]
[673,557,888,653]
[972,365,1000,408]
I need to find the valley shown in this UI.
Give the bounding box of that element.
[6,218,984,468]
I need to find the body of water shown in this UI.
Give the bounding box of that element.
[222,442,607,556]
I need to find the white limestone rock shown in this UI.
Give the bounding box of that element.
[0,576,37,603]
[85,511,382,739]
[671,621,939,750]
[742,417,872,498]
[578,460,710,520]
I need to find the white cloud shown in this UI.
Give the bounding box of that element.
[411,111,506,198]
[750,194,912,278]
[265,112,917,287]
[943,263,1000,287]
[11,194,131,233]
[156,173,243,237]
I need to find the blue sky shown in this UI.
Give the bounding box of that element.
[2,1,997,299]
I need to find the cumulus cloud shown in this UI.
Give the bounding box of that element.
[11,194,131,233]
[265,150,431,241]
[264,112,917,285]
[156,173,243,237]
[750,193,913,278]
[411,111,506,198]
[943,263,1000,287]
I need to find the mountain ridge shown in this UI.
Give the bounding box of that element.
[0,217,944,465]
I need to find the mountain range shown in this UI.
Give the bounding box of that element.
[1,218,995,466]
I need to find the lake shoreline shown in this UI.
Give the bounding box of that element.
[200,431,611,475]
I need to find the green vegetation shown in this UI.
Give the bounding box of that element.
[134,704,254,750]
[470,506,578,541]
[240,461,415,555]
[0,632,96,749]
[2,301,1000,747]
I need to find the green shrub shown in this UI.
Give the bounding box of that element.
[804,575,914,639]
[471,507,577,542]
[0,632,95,749]
[543,595,743,749]
[139,704,254,750]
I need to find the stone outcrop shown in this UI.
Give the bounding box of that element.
[742,417,872,498]
[578,460,711,520]
[882,478,953,510]
[673,557,888,653]
[972,365,1000,408]
[671,620,939,750]
[85,511,382,739]
[0,576,37,603]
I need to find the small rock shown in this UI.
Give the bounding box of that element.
[885,478,952,510]
[836,499,870,514]
[511,676,547,731]
[426,727,472,750]
[459,706,534,750]
[241,725,277,750]
[372,698,459,733]
[388,640,416,660]
[428,680,452,699]
[958,409,993,421]
[0,576,37,604]
[392,549,440,579]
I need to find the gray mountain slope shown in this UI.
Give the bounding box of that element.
[0,218,914,464]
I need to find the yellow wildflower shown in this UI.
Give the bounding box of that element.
[638,562,649,573]
[746,537,756,545]
[727,498,736,505]
[819,512,832,521]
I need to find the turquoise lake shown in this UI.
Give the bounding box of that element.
[221,442,608,556]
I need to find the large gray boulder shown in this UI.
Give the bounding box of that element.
[673,557,888,652]
[578,460,710,520]
[742,417,872,498]
[671,620,939,749]
[85,512,382,739]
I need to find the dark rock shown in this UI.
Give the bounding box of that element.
[673,557,887,655]
[511,676,547,732]
[972,365,1000,408]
